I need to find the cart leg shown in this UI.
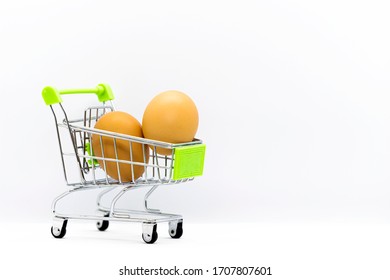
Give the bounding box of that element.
[96,187,116,208]
[169,219,183,239]
[51,217,68,239]
[144,185,160,213]
[142,222,158,244]
[109,187,131,216]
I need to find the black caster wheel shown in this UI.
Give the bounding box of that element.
[96,220,109,231]
[169,221,183,239]
[142,224,158,244]
[97,213,109,231]
[51,219,68,239]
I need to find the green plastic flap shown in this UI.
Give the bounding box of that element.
[85,142,99,167]
[42,83,114,105]
[173,144,206,180]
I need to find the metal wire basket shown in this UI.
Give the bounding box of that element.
[42,84,206,243]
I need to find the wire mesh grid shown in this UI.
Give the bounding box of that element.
[59,105,198,188]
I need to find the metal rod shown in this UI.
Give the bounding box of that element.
[109,187,131,216]
[50,105,69,184]
[96,187,116,208]
[59,103,85,183]
[144,185,160,213]
[99,135,109,184]
[129,141,134,182]
[113,138,122,183]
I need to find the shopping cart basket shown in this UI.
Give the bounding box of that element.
[42,84,206,244]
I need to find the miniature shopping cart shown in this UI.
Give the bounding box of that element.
[42,84,205,244]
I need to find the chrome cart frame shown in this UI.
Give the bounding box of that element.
[42,84,205,243]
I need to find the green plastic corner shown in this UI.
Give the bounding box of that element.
[42,86,62,105]
[173,144,206,180]
[97,83,114,102]
[85,142,99,167]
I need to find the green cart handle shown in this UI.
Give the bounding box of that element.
[42,83,114,105]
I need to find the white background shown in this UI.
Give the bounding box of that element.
[1,0,390,279]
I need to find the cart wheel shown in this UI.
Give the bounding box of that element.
[142,224,158,244]
[51,219,68,239]
[96,213,109,231]
[169,221,183,239]
[96,220,109,231]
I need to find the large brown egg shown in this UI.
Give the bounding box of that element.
[142,90,199,155]
[91,111,149,182]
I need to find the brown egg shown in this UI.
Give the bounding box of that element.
[142,90,199,155]
[92,111,149,182]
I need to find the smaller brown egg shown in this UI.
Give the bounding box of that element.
[142,90,199,155]
[92,111,149,182]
